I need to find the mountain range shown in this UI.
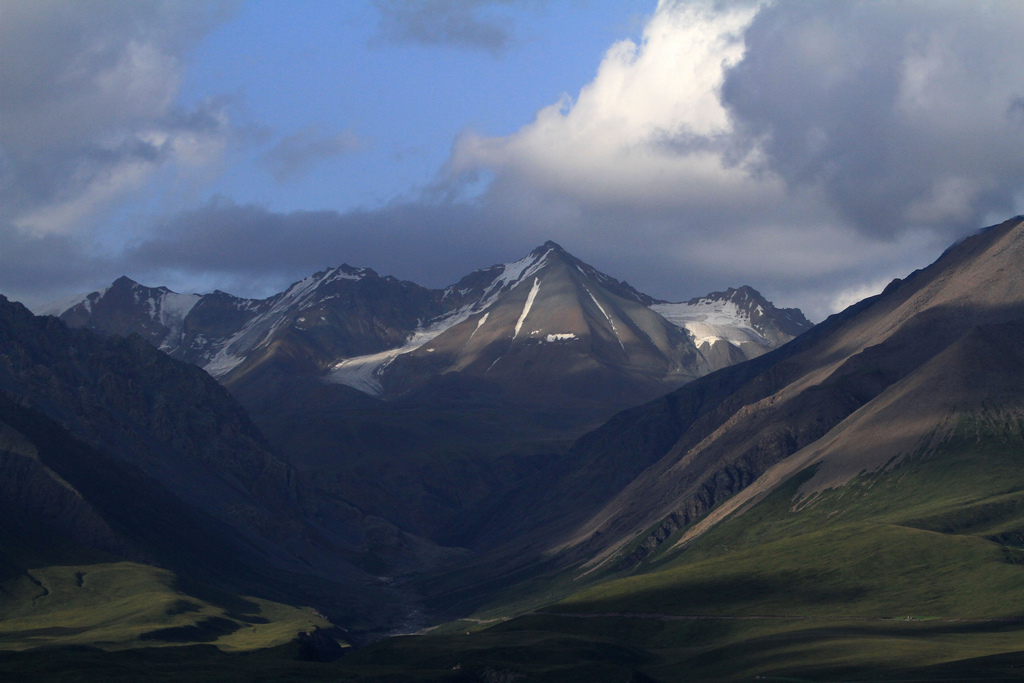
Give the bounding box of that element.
[41,243,810,551]
[549,215,1024,569]
[44,241,809,412]
[0,294,467,642]
[0,243,810,654]
[374,216,1024,680]
[7,220,1024,680]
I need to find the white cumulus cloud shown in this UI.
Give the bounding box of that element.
[449,0,774,213]
[441,0,1024,320]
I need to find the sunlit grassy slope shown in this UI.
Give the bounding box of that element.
[0,561,329,652]
[560,429,1024,620]
[331,421,1024,681]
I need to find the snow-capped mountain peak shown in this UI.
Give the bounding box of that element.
[45,244,812,408]
[650,298,763,348]
[328,243,811,402]
[651,285,811,350]
[45,276,202,351]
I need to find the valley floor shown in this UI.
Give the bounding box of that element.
[7,430,1024,681]
[4,617,1024,682]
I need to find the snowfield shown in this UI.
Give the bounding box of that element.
[651,300,768,348]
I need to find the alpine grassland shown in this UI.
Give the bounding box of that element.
[0,561,329,652]
[332,416,1024,681]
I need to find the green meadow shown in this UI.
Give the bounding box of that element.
[0,561,328,652]
[6,422,1024,681]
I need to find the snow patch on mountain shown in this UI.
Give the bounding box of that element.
[451,247,552,316]
[651,300,768,348]
[35,289,105,316]
[158,292,202,326]
[155,292,203,352]
[326,308,475,395]
[514,278,541,339]
[585,285,624,350]
[467,312,489,343]
[491,250,549,296]
[328,348,404,397]
[203,348,247,378]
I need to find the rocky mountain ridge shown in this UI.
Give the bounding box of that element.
[0,295,461,632]
[37,244,813,554]
[543,216,1024,571]
[46,242,811,410]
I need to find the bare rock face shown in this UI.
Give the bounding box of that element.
[0,295,287,510]
[347,243,810,410]
[552,217,1024,568]
[0,415,134,561]
[52,267,440,380]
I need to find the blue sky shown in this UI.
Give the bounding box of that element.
[3,1,1024,321]
[178,2,646,212]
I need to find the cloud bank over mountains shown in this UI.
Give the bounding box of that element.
[2,0,1023,321]
[446,0,1024,315]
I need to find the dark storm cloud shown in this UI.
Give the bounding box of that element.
[6,188,945,323]
[118,193,920,324]
[121,198,539,296]
[118,197,792,311]
[0,229,119,310]
[721,0,1024,237]
[370,0,546,55]
[261,125,360,184]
